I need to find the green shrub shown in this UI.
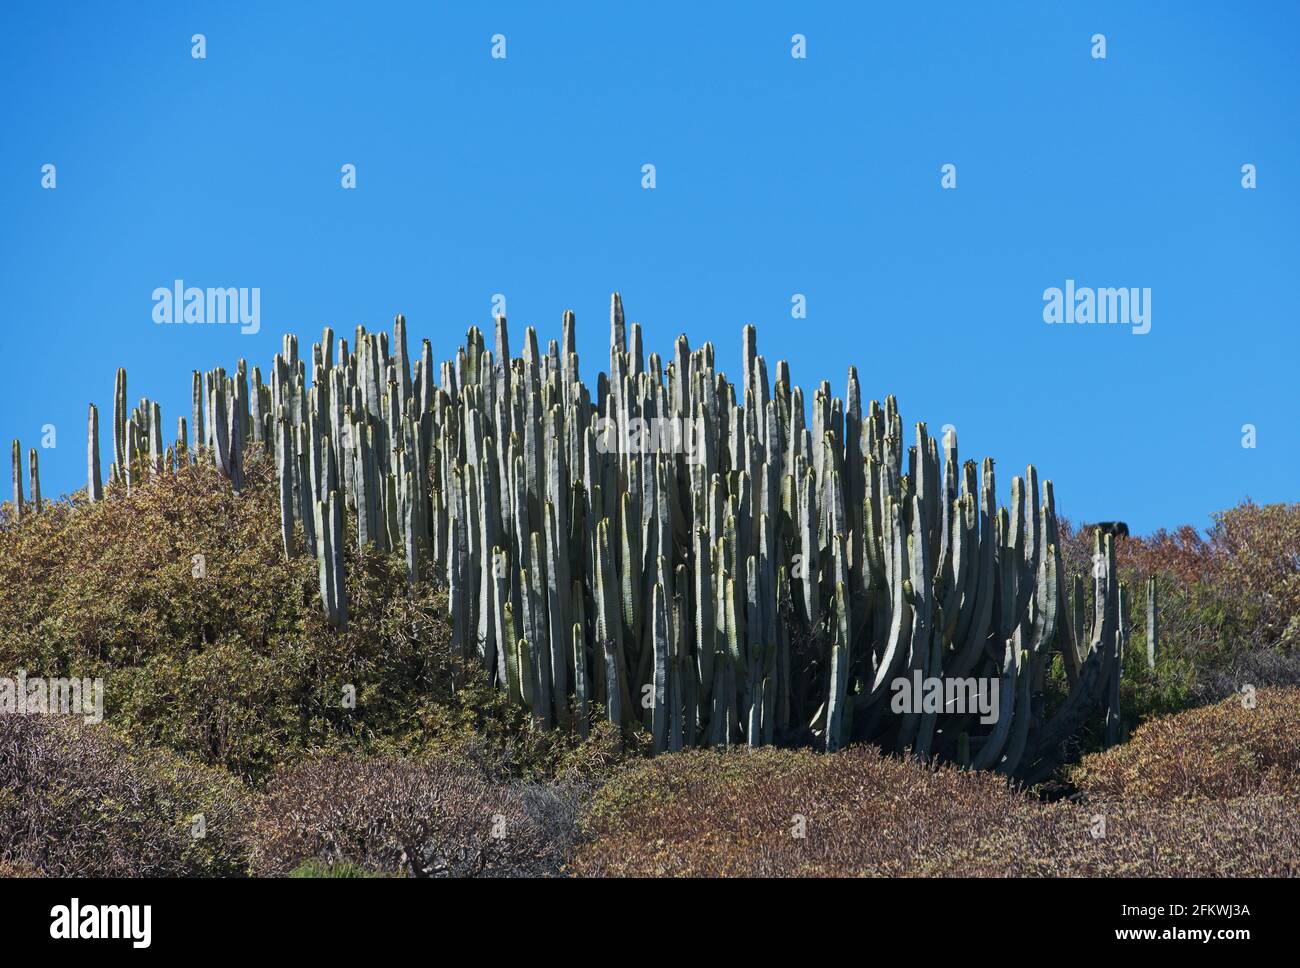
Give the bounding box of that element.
[0,456,611,783]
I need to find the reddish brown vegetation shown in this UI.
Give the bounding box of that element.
[571,691,1300,877]
[1071,686,1300,801]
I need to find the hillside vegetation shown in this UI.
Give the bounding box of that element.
[570,689,1300,877]
[1,460,1297,876]
[0,456,599,783]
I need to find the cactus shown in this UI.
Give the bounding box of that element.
[113,368,128,478]
[313,489,347,628]
[1105,581,1126,748]
[38,292,1124,776]
[148,402,164,477]
[28,449,41,515]
[650,581,669,753]
[1146,574,1158,671]
[825,580,850,752]
[572,618,589,738]
[11,440,22,521]
[276,409,296,558]
[87,404,103,502]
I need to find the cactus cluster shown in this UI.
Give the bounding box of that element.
[10,438,43,521]
[22,293,1135,776]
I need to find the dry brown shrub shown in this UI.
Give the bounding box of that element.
[938,795,1300,877]
[246,753,573,877]
[569,746,1027,877]
[0,858,42,877]
[1070,686,1300,801]
[571,740,1300,877]
[0,713,253,877]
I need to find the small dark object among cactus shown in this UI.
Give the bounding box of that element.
[1087,521,1129,539]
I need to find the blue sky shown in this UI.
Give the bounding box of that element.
[2,1,1296,534]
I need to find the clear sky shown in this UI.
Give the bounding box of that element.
[2,1,1296,534]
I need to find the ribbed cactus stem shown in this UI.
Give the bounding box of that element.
[325,490,345,626]
[489,548,511,685]
[113,368,127,476]
[147,402,163,477]
[10,439,24,517]
[87,404,103,502]
[826,580,850,752]
[1105,577,1125,748]
[650,581,669,753]
[125,419,137,495]
[544,500,569,726]
[798,468,818,627]
[1145,575,1158,671]
[313,496,336,625]
[27,449,41,515]
[572,618,588,737]
[11,439,24,522]
[602,638,623,734]
[276,410,296,558]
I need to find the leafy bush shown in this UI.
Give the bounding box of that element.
[0,456,610,783]
[0,713,253,877]
[1211,502,1300,648]
[1070,687,1300,801]
[1054,504,1299,729]
[247,753,576,877]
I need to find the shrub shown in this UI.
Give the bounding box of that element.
[0,713,253,877]
[1053,506,1299,732]
[0,456,610,782]
[1211,502,1300,648]
[572,740,1300,877]
[0,859,42,877]
[938,795,1300,877]
[1192,645,1300,704]
[287,859,387,878]
[570,746,1028,877]
[1070,687,1300,801]
[246,753,576,877]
